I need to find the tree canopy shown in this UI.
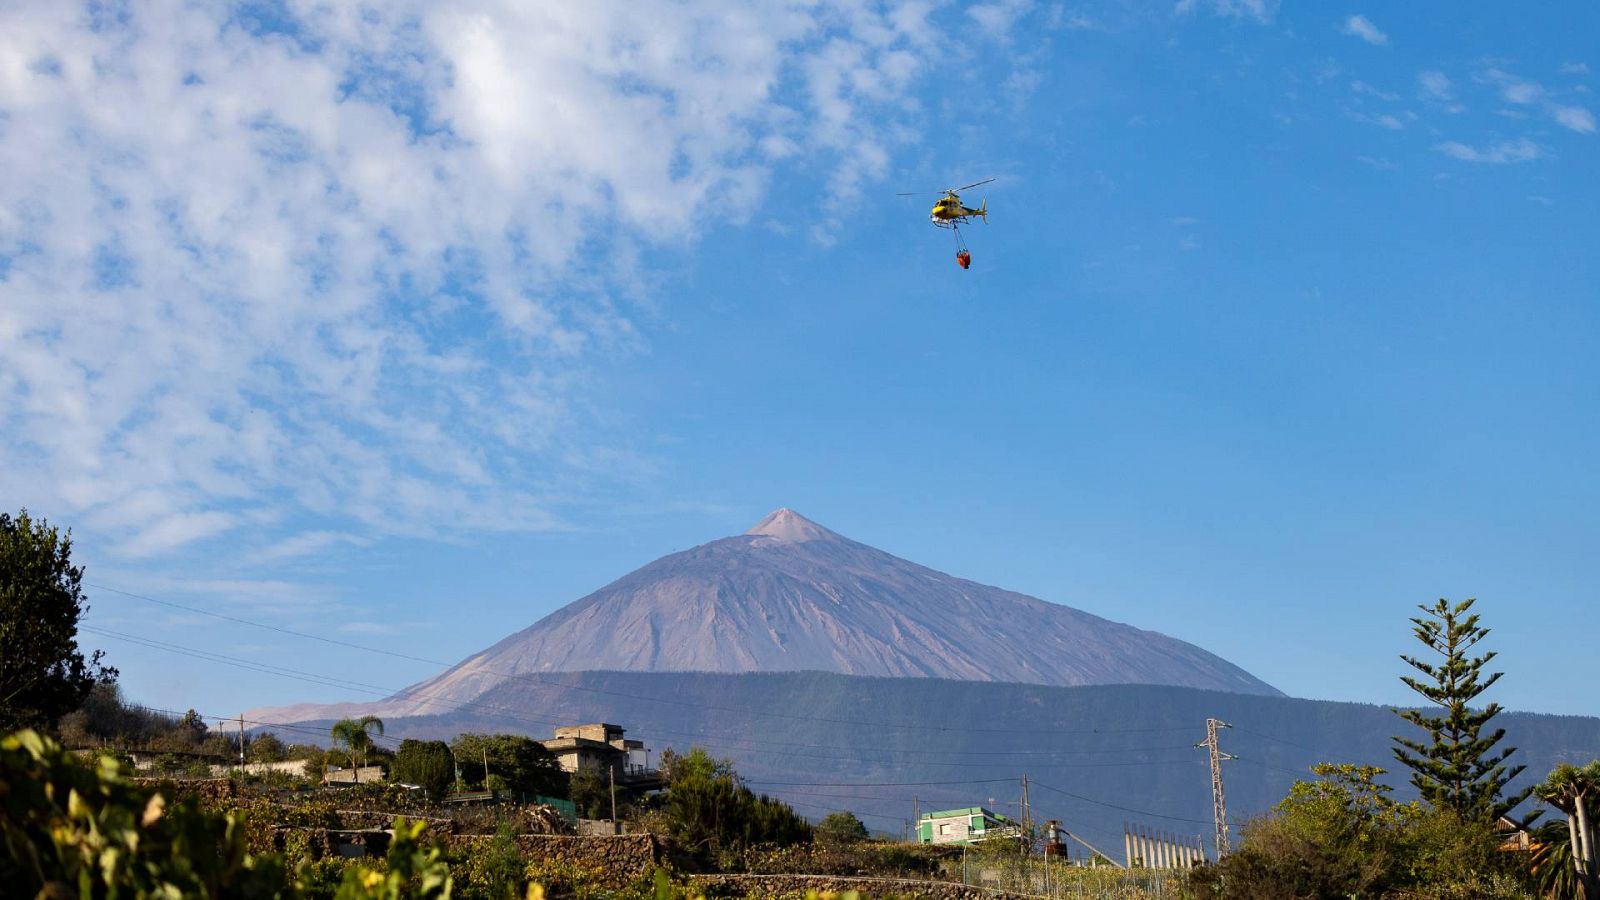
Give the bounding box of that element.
[390,738,454,800]
[0,509,116,731]
[815,810,869,844]
[663,747,810,855]
[448,732,562,799]
[330,715,385,771]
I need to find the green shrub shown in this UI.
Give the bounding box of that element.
[0,728,457,899]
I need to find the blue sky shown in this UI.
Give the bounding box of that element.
[2,0,1596,726]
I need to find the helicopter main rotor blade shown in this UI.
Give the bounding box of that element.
[896,191,941,196]
[950,178,995,193]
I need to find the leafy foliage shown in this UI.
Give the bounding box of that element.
[0,728,289,896]
[568,766,611,819]
[450,733,563,799]
[250,731,290,762]
[662,747,811,858]
[393,738,456,800]
[1393,597,1531,822]
[0,727,467,898]
[1190,762,1530,899]
[814,811,869,845]
[332,715,387,772]
[0,509,116,731]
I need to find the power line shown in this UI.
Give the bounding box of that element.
[1232,755,1312,779]
[752,774,1241,830]
[747,778,1021,788]
[89,581,1214,739]
[1231,725,1323,756]
[1030,778,1237,828]
[85,626,1205,770]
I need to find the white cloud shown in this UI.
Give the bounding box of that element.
[968,0,1033,40]
[0,0,995,558]
[1434,138,1543,164]
[1174,0,1277,24]
[116,511,242,558]
[250,530,373,564]
[1552,105,1597,133]
[1481,68,1543,105]
[1475,66,1592,135]
[1418,70,1452,101]
[1351,80,1399,102]
[1356,155,1398,170]
[1340,14,1387,46]
[1562,62,1591,75]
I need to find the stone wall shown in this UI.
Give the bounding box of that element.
[688,874,1029,899]
[443,833,659,883]
[130,777,237,805]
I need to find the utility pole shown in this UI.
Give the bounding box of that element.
[1020,775,1032,856]
[608,762,618,832]
[1196,718,1235,857]
[913,796,919,842]
[238,714,245,770]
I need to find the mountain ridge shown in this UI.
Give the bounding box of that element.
[256,671,1600,855]
[250,508,1279,724]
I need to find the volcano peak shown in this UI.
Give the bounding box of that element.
[744,507,838,543]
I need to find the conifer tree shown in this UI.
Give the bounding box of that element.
[1393,597,1531,822]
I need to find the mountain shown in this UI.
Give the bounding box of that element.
[254,508,1276,725]
[269,671,1600,856]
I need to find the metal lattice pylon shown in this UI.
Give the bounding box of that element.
[1196,718,1235,857]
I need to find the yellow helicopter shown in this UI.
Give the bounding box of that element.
[898,178,993,269]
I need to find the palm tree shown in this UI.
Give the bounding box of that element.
[330,715,385,776]
[1534,761,1600,899]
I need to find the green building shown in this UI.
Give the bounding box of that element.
[917,807,1019,845]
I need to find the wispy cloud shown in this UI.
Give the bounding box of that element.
[1418,71,1453,102]
[1340,14,1388,46]
[1434,138,1543,164]
[1482,68,1543,105]
[1562,62,1591,75]
[1351,80,1400,102]
[968,0,1034,40]
[1552,105,1597,133]
[1477,66,1598,133]
[0,0,1015,560]
[1174,0,1277,24]
[250,531,374,565]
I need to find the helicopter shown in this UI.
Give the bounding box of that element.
[898,178,993,269]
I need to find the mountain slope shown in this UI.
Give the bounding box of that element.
[363,508,1279,716]
[268,671,1600,856]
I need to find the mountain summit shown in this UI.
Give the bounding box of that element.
[744,507,839,542]
[363,509,1280,716]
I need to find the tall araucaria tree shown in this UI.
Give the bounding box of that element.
[1392,597,1531,822]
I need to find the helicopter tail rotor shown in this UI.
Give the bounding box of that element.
[979,198,987,223]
